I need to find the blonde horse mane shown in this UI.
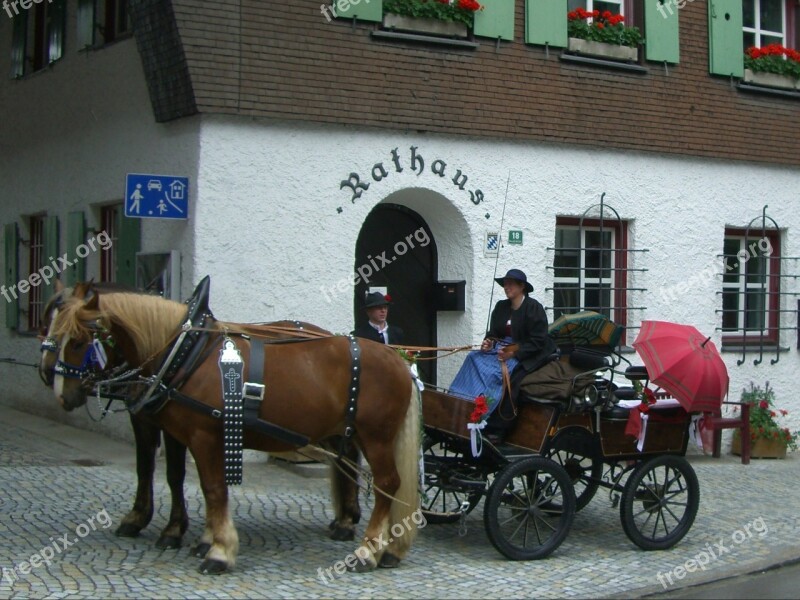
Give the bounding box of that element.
[54,292,189,364]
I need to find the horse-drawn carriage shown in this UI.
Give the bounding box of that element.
[417,319,712,561]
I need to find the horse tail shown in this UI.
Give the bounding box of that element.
[389,381,422,558]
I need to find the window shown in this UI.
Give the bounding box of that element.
[743,0,786,48]
[720,228,781,344]
[8,0,65,78]
[551,216,629,328]
[27,216,45,331]
[77,0,131,49]
[100,205,119,282]
[568,0,625,17]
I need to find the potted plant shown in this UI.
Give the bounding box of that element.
[383,0,483,38]
[731,382,799,458]
[743,44,800,90]
[567,8,643,62]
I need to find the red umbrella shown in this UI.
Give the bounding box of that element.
[632,321,728,413]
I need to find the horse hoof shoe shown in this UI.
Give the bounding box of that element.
[155,535,182,550]
[115,524,142,538]
[378,553,401,569]
[192,542,212,558]
[199,558,227,575]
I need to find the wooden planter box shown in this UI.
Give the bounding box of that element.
[383,13,468,38]
[568,37,638,62]
[743,68,800,91]
[732,430,787,459]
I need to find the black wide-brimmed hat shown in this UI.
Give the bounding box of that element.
[495,268,533,294]
[364,291,392,308]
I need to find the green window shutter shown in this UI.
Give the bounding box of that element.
[336,0,383,22]
[65,211,86,286]
[77,0,96,49]
[10,13,27,79]
[43,216,59,302]
[116,213,141,286]
[526,0,567,48]
[708,0,743,77]
[4,223,19,329]
[474,0,515,41]
[644,0,679,63]
[48,0,67,64]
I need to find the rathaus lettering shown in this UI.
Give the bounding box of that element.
[338,146,484,211]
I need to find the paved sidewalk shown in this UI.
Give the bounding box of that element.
[1,404,798,599]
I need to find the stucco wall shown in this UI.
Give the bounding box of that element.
[192,117,800,439]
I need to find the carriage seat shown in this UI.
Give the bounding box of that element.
[624,365,649,381]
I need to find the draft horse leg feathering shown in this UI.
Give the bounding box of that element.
[49,288,421,574]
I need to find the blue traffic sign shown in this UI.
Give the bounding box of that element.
[125,174,189,219]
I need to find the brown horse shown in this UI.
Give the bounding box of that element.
[49,287,420,574]
[39,282,362,549]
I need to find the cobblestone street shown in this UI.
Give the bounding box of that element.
[1,405,799,599]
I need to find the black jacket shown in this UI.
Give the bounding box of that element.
[486,296,557,375]
[352,324,405,345]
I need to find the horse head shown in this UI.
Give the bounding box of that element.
[50,291,122,410]
[50,289,189,410]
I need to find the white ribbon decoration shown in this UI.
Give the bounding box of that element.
[467,421,487,457]
[637,413,649,452]
[91,338,107,369]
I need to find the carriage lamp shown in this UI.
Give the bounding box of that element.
[583,384,599,408]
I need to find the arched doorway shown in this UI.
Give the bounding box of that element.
[354,204,437,384]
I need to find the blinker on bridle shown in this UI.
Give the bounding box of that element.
[53,322,114,381]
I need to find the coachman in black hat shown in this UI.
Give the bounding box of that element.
[352,291,405,345]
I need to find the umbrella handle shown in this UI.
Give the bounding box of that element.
[701,336,711,348]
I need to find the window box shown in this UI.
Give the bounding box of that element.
[567,37,638,62]
[383,13,468,38]
[742,68,800,90]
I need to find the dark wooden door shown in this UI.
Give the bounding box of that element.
[354,204,437,384]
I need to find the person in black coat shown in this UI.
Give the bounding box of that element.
[352,291,405,345]
[482,268,558,441]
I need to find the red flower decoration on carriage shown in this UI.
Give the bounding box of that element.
[470,394,490,423]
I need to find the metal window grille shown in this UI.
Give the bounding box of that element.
[545,193,648,341]
[27,216,44,331]
[716,205,800,366]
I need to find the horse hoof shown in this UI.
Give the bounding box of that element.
[155,535,182,550]
[192,542,212,558]
[115,523,142,538]
[349,559,375,573]
[378,553,401,569]
[329,526,355,542]
[199,558,228,575]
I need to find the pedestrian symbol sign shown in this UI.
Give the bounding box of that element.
[125,174,189,219]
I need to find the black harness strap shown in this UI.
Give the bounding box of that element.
[339,335,361,456]
[244,337,266,425]
[219,338,245,485]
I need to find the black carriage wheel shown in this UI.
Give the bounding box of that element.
[483,457,576,560]
[545,431,602,511]
[620,455,699,551]
[421,438,483,525]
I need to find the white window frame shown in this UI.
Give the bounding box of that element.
[553,224,618,321]
[720,233,779,341]
[743,0,786,48]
